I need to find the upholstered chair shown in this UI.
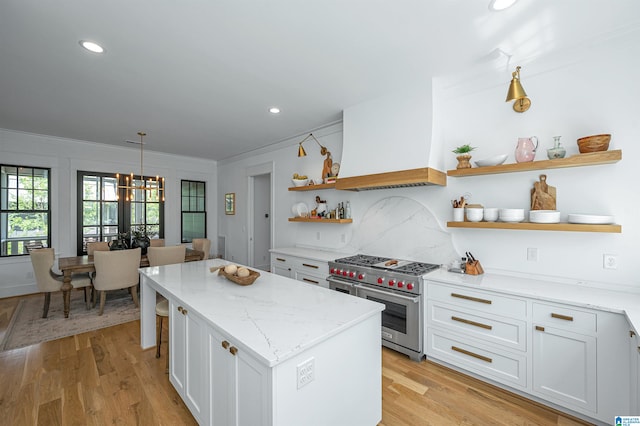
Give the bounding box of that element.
[146,245,186,370]
[87,241,110,255]
[30,248,92,318]
[191,238,211,260]
[149,238,165,247]
[147,245,186,267]
[92,248,142,315]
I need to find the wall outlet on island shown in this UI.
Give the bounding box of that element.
[297,357,315,389]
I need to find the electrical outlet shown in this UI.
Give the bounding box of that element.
[527,248,538,262]
[603,254,618,269]
[297,357,315,389]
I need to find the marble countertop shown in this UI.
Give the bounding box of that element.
[426,269,640,335]
[140,259,383,367]
[269,246,354,263]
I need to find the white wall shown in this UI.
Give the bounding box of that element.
[0,129,218,297]
[219,29,638,290]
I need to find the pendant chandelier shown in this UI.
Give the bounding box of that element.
[117,131,165,201]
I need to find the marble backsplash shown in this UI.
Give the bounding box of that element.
[342,196,457,265]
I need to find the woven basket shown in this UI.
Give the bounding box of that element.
[216,267,260,286]
[577,134,610,153]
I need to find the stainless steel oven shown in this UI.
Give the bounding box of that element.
[354,283,422,359]
[327,254,438,361]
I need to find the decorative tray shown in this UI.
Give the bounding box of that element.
[211,266,260,286]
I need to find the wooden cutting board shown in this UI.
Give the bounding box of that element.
[530,174,556,210]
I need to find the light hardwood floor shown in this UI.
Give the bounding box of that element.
[0,294,590,425]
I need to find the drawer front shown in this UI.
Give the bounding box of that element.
[532,302,596,334]
[427,301,526,352]
[295,271,329,288]
[426,328,527,388]
[428,282,526,319]
[296,258,329,275]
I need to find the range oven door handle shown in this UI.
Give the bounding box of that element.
[327,276,356,287]
[354,284,420,303]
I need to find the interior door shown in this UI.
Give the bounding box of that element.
[250,173,271,271]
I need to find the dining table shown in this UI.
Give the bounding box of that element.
[57,248,204,318]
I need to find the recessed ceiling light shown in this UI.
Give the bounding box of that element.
[489,0,517,11]
[269,107,281,114]
[79,40,105,53]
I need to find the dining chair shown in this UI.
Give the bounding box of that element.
[149,238,165,247]
[92,248,142,315]
[146,245,186,371]
[30,248,93,318]
[191,238,211,260]
[87,241,110,255]
[147,245,186,267]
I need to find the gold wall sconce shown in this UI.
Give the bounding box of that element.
[297,133,337,179]
[297,133,328,157]
[505,66,531,113]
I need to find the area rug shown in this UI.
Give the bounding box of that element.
[0,288,140,352]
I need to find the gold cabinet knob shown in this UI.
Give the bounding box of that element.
[177,306,183,313]
[221,340,230,349]
[229,346,238,356]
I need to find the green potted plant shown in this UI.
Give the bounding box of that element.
[452,144,476,169]
[130,225,156,255]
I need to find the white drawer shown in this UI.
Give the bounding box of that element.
[295,258,328,275]
[427,301,526,352]
[427,328,527,388]
[428,282,527,319]
[532,302,597,334]
[295,271,329,288]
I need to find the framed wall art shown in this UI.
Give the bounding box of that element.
[225,193,235,215]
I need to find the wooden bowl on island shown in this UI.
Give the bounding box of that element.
[577,134,610,153]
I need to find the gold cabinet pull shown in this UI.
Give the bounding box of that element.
[229,346,238,356]
[451,316,492,330]
[221,340,230,349]
[276,258,286,262]
[551,313,573,321]
[535,325,545,332]
[303,278,319,284]
[451,293,492,305]
[451,346,492,363]
[302,263,319,269]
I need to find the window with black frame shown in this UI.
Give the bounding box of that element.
[181,180,206,243]
[1,165,51,257]
[77,171,164,255]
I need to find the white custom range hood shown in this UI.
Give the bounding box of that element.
[336,83,446,191]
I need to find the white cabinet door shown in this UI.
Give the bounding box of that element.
[209,327,271,426]
[270,254,293,278]
[631,331,640,414]
[169,300,208,423]
[532,324,596,413]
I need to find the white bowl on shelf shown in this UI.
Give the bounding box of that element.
[483,208,499,222]
[312,179,324,185]
[291,178,309,187]
[465,207,483,222]
[474,154,508,167]
[529,210,561,223]
[499,208,525,222]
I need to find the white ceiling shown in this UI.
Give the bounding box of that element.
[1,0,638,160]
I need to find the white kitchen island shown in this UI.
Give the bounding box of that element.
[139,258,384,426]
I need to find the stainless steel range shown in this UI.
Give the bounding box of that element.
[327,254,439,361]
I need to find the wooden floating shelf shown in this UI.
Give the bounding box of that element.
[288,182,336,191]
[446,221,621,233]
[447,150,622,177]
[288,217,352,224]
